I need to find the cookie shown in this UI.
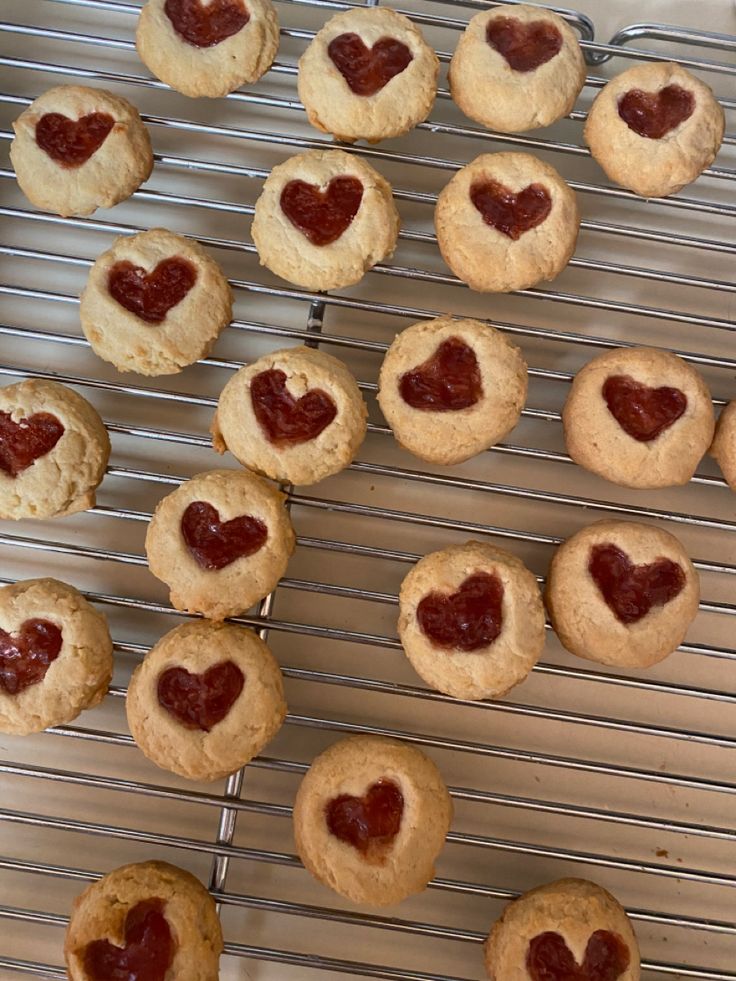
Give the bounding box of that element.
[398,541,545,701]
[137,0,279,99]
[298,7,439,143]
[65,860,223,981]
[449,4,585,133]
[126,619,286,781]
[80,228,233,376]
[435,152,579,293]
[211,345,367,485]
[0,578,112,735]
[0,378,110,520]
[377,317,528,465]
[251,148,400,292]
[145,468,295,620]
[584,62,725,198]
[484,877,640,981]
[546,519,699,669]
[563,347,715,489]
[711,400,736,492]
[10,85,153,217]
[293,735,452,907]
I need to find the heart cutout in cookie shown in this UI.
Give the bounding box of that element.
[589,543,686,625]
[399,336,483,411]
[328,32,413,97]
[0,619,63,695]
[108,257,197,324]
[181,500,268,570]
[158,660,245,731]
[470,179,552,241]
[251,368,337,446]
[618,84,695,140]
[83,898,174,981]
[164,0,249,48]
[280,176,364,247]
[603,374,687,442]
[326,779,404,855]
[486,16,563,73]
[35,112,115,168]
[0,411,65,478]
[417,572,504,651]
[527,929,631,981]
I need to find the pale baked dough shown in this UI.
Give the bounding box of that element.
[65,860,223,981]
[251,148,400,291]
[0,578,112,735]
[0,379,110,520]
[435,152,579,293]
[563,347,715,489]
[10,85,152,217]
[711,400,736,492]
[584,62,725,198]
[546,519,699,668]
[377,317,528,465]
[145,468,295,620]
[298,7,439,143]
[485,877,641,981]
[137,0,279,98]
[80,228,233,376]
[450,5,585,133]
[398,541,545,701]
[293,735,452,907]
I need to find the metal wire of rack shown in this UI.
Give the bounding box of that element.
[0,0,734,978]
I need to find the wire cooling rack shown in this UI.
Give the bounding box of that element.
[0,0,734,978]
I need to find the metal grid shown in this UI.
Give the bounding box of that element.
[0,0,734,977]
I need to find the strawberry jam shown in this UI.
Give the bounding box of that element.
[83,898,174,981]
[327,33,413,96]
[602,374,687,442]
[164,0,249,48]
[399,337,482,411]
[35,112,114,167]
[326,779,404,854]
[280,176,363,246]
[417,572,504,651]
[527,929,630,981]
[251,368,337,446]
[181,501,268,570]
[108,257,197,324]
[158,660,245,731]
[486,17,562,72]
[618,84,694,139]
[589,543,686,625]
[0,619,63,695]
[0,411,64,477]
[470,180,551,240]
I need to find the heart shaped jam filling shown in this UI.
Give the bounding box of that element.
[35,112,114,168]
[417,572,504,652]
[108,257,197,324]
[0,411,65,478]
[0,619,62,695]
[251,368,337,446]
[328,33,413,96]
[602,374,687,442]
[470,180,552,241]
[158,660,245,731]
[164,0,249,48]
[486,16,562,73]
[399,337,483,412]
[618,84,695,140]
[326,779,404,857]
[280,176,364,247]
[589,543,686,625]
[83,898,175,981]
[181,501,268,571]
[527,930,630,981]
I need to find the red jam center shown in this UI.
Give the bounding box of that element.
[164,0,249,48]
[327,33,413,96]
[108,257,197,324]
[251,368,337,446]
[181,500,268,571]
[326,779,404,855]
[0,411,65,477]
[527,930,631,981]
[280,176,364,247]
[0,619,62,695]
[589,543,686,625]
[399,337,483,412]
[470,180,552,241]
[618,84,695,140]
[83,898,175,981]
[35,112,114,168]
[486,16,562,72]
[417,572,504,652]
[602,374,687,442]
[158,660,244,731]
